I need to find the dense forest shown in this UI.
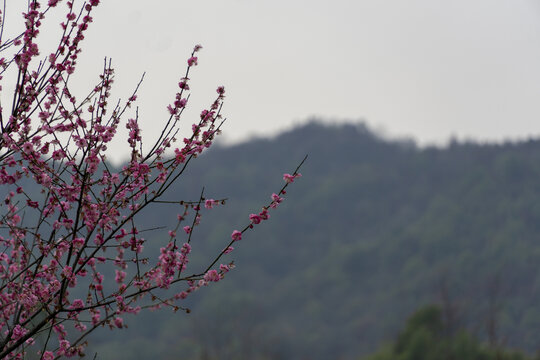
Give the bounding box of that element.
[76,121,540,359]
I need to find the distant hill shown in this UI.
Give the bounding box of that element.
[86,121,540,359]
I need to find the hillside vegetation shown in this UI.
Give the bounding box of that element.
[87,122,540,359]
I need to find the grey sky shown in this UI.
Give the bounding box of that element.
[8,1,540,161]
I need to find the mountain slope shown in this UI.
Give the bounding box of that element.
[86,121,540,359]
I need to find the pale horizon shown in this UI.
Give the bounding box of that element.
[3,0,540,162]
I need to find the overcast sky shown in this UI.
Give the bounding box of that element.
[7,0,540,161]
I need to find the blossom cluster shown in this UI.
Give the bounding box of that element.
[0,1,304,359]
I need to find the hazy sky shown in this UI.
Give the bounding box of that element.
[7,0,540,160]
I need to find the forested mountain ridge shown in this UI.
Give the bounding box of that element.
[81,121,540,359]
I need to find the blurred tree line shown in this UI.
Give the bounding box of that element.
[39,121,540,359]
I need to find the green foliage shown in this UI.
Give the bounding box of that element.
[364,305,531,360]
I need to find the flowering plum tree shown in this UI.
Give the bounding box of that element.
[0,1,304,358]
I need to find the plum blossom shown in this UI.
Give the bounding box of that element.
[187,56,198,66]
[249,213,262,224]
[283,172,302,183]
[203,269,220,282]
[0,0,305,356]
[231,230,242,241]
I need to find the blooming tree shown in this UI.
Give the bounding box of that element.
[0,1,304,358]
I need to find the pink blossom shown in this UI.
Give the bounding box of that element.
[73,237,85,248]
[175,98,187,108]
[12,325,28,340]
[174,148,186,164]
[205,199,215,209]
[52,149,65,160]
[283,173,295,183]
[58,339,70,356]
[26,199,39,208]
[183,226,191,234]
[181,243,192,255]
[231,230,242,241]
[91,311,101,326]
[71,299,84,309]
[270,193,284,208]
[187,56,198,66]
[115,270,126,284]
[114,317,124,328]
[249,213,262,224]
[203,269,220,282]
[178,80,189,90]
[22,142,34,154]
[259,208,269,220]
